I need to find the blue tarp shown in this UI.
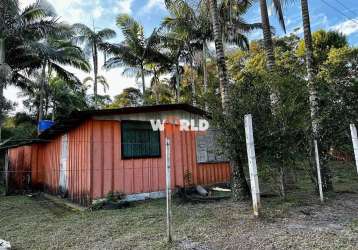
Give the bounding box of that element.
[38,120,55,133]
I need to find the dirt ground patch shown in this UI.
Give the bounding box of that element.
[1,162,357,249]
[0,191,357,250]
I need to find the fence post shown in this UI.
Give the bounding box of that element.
[165,138,172,242]
[350,124,358,174]
[244,114,261,216]
[314,140,324,202]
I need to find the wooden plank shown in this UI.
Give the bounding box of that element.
[350,124,358,174]
[165,138,172,242]
[314,140,324,202]
[244,114,261,216]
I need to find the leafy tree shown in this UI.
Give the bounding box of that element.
[107,87,142,108]
[20,75,89,121]
[297,30,348,65]
[145,81,174,105]
[296,30,348,191]
[49,77,89,120]
[1,112,37,143]
[315,46,358,189]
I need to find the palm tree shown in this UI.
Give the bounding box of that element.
[159,32,185,103]
[258,0,286,70]
[104,14,168,101]
[27,39,90,132]
[207,0,261,199]
[163,0,205,106]
[0,0,60,137]
[208,0,230,110]
[258,0,287,110]
[164,0,261,108]
[299,0,333,191]
[300,0,317,136]
[83,75,109,94]
[72,23,116,106]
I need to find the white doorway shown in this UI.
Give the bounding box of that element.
[59,134,68,193]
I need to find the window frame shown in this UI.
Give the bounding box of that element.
[120,120,161,159]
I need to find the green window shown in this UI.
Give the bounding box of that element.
[121,121,161,159]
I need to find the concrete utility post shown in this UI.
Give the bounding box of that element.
[350,124,358,174]
[314,140,324,202]
[244,114,261,216]
[165,138,172,242]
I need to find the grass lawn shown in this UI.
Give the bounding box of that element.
[0,161,358,250]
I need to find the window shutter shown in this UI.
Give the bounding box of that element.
[121,121,161,158]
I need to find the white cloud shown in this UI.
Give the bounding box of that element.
[114,0,134,14]
[20,0,81,13]
[92,5,104,18]
[140,0,165,15]
[4,86,25,115]
[66,8,86,24]
[331,19,358,36]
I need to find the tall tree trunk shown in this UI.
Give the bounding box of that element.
[0,38,5,142]
[175,61,180,103]
[259,0,275,71]
[44,96,49,118]
[93,43,98,108]
[202,40,208,110]
[190,57,196,106]
[208,0,249,199]
[141,63,146,96]
[208,0,229,111]
[231,155,250,201]
[259,0,280,109]
[52,103,55,121]
[300,0,332,191]
[38,62,47,134]
[154,70,159,105]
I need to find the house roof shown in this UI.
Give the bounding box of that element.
[38,103,208,140]
[0,139,47,151]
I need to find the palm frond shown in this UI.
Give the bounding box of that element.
[50,62,80,84]
[272,0,286,33]
[72,23,95,38]
[97,28,116,40]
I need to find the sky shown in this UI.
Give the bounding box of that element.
[6,0,358,113]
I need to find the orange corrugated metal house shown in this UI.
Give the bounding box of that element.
[3,104,231,206]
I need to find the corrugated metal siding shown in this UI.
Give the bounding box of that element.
[7,121,93,205]
[37,121,92,205]
[67,120,92,205]
[163,123,231,187]
[7,146,33,190]
[39,137,61,194]
[89,120,230,199]
[7,119,231,205]
[90,119,167,198]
